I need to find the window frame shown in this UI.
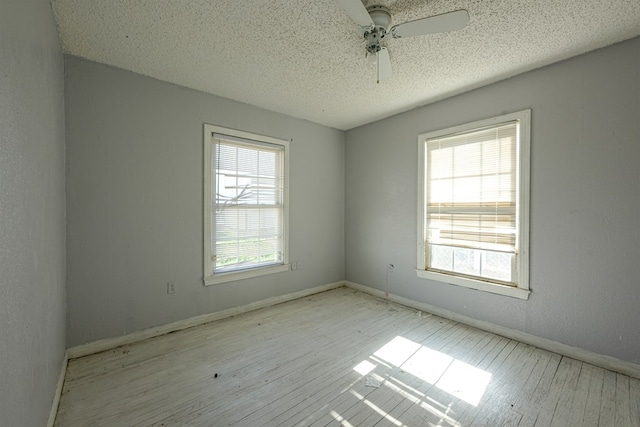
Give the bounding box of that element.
[416,110,531,299]
[203,124,290,286]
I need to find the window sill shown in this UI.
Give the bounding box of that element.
[205,264,290,286]
[416,269,530,300]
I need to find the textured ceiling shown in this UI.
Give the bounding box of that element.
[52,0,640,130]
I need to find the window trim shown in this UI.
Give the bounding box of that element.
[416,110,531,299]
[203,124,290,286]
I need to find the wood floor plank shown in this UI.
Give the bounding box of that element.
[547,358,583,427]
[629,377,640,427]
[516,353,563,427]
[615,373,632,426]
[453,342,534,426]
[598,369,617,426]
[53,288,640,427]
[569,363,604,427]
[478,348,551,426]
[530,357,582,427]
[443,339,521,426]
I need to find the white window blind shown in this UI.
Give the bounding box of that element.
[212,133,285,274]
[425,121,518,284]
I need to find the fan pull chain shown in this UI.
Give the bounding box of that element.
[376,50,380,84]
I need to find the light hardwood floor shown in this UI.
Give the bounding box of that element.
[55,288,640,426]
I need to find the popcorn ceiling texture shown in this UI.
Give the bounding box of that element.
[52,0,640,130]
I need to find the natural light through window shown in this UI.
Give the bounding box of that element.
[349,389,405,426]
[401,346,453,384]
[434,360,491,407]
[330,410,356,427]
[373,336,422,367]
[353,360,377,376]
[203,124,290,285]
[353,335,492,409]
[382,376,461,427]
[416,110,530,299]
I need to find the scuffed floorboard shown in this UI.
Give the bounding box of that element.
[55,288,640,426]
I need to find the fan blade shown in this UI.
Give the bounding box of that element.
[335,0,374,28]
[378,47,393,82]
[391,9,469,38]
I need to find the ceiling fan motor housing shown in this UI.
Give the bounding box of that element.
[365,5,391,54]
[368,5,391,29]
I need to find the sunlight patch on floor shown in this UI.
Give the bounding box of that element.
[330,410,356,427]
[350,389,406,426]
[374,336,422,367]
[435,360,491,406]
[381,374,462,427]
[353,359,376,376]
[361,335,492,407]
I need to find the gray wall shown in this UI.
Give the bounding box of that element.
[0,1,67,425]
[346,37,640,364]
[64,56,345,346]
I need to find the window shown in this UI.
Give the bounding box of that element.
[417,110,530,299]
[204,124,289,285]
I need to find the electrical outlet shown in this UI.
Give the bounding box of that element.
[167,281,176,294]
[296,261,302,270]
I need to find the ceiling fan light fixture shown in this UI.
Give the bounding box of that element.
[367,51,377,65]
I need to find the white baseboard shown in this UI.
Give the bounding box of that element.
[47,351,68,427]
[67,281,344,359]
[345,281,640,380]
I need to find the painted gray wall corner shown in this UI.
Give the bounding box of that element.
[345,36,640,365]
[64,57,345,346]
[0,1,67,425]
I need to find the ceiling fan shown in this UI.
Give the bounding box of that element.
[335,0,470,83]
